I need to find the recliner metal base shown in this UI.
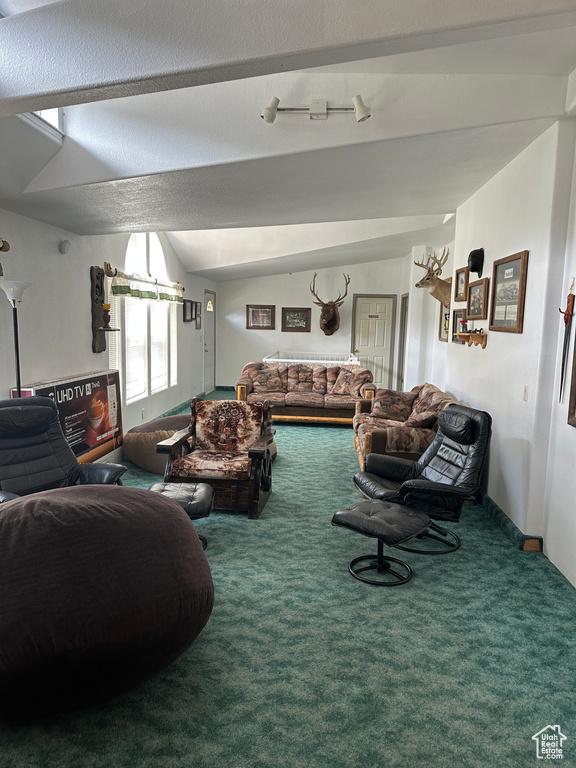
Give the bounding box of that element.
[348,540,413,586]
[393,522,461,555]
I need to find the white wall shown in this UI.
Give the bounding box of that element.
[215,259,410,386]
[543,121,576,587]
[446,122,575,576]
[0,207,214,432]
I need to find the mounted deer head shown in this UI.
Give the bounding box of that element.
[414,247,452,308]
[310,273,350,336]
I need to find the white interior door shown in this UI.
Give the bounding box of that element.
[353,295,396,388]
[203,290,216,395]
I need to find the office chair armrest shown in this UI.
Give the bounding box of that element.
[156,428,194,456]
[0,490,21,503]
[400,478,468,510]
[76,463,127,485]
[364,452,416,481]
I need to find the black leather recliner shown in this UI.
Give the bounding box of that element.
[0,396,126,503]
[353,403,492,552]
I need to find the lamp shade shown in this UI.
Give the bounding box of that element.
[353,95,371,122]
[0,280,33,303]
[261,97,280,123]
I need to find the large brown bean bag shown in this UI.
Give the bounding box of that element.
[0,485,213,719]
[123,414,191,474]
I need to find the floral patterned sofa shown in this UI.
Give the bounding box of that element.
[236,361,376,423]
[353,382,466,468]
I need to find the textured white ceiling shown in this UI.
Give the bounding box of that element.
[1,1,576,279]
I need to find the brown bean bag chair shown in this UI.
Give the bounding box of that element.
[0,485,213,719]
[123,414,191,474]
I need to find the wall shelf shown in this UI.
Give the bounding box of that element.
[456,332,487,349]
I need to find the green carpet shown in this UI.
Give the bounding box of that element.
[1,423,575,768]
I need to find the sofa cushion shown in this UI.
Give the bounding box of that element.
[252,369,286,394]
[371,389,418,421]
[404,410,438,428]
[411,383,454,415]
[324,393,362,409]
[287,364,315,392]
[329,366,373,397]
[285,392,325,408]
[172,450,252,480]
[247,392,286,406]
[195,401,262,453]
[312,365,327,395]
[331,368,355,394]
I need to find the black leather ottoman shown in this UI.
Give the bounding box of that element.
[332,500,431,585]
[149,482,214,549]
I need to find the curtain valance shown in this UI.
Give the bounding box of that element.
[110,268,183,302]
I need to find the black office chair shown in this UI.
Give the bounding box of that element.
[0,396,126,503]
[352,404,492,554]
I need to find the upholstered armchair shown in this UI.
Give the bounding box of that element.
[0,396,126,503]
[159,399,275,519]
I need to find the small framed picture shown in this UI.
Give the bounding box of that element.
[452,308,467,343]
[437,278,452,342]
[454,267,469,302]
[282,307,311,332]
[489,250,529,333]
[467,278,489,321]
[196,301,202,318]
[195,312,201,330]
[438,303,450,342]
[182,299,195,323]
[246,304,276,330]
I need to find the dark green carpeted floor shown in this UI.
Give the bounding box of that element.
[1,421,575,767]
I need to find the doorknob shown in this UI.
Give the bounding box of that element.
[354,348,359,353]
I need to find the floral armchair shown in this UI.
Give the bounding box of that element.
[159,399,275,519]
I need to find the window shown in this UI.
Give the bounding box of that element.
[32,108,64,133]
[109,233,178,404]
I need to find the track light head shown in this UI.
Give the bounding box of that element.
[353,95,371,122]
[261,96,280,123]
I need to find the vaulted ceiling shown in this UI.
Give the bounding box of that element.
[2,0,576,280]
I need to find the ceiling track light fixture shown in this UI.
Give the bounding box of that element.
[261,95,371,123]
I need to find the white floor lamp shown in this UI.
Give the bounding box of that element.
[0,280,33,397]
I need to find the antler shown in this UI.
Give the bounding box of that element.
[310,273,325,306]
[335,274,351,305]
[414,247,449,275]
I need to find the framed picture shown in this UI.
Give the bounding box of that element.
[452,308,467,343]
[195,312,201,330]
[282,307,311,332]
[467,278,489,321]
[182,299,195,322]
[454,267,469,302]
[489,250,529,333]
[438,279,451,342]
[196,301,202,318]
[246,304,275,330]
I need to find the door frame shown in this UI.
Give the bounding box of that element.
[203,289,216,395]
[397,293,409,390]
[351,293,397,389]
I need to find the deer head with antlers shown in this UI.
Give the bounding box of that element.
[310,273,350,336]
[414,247,452,308]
